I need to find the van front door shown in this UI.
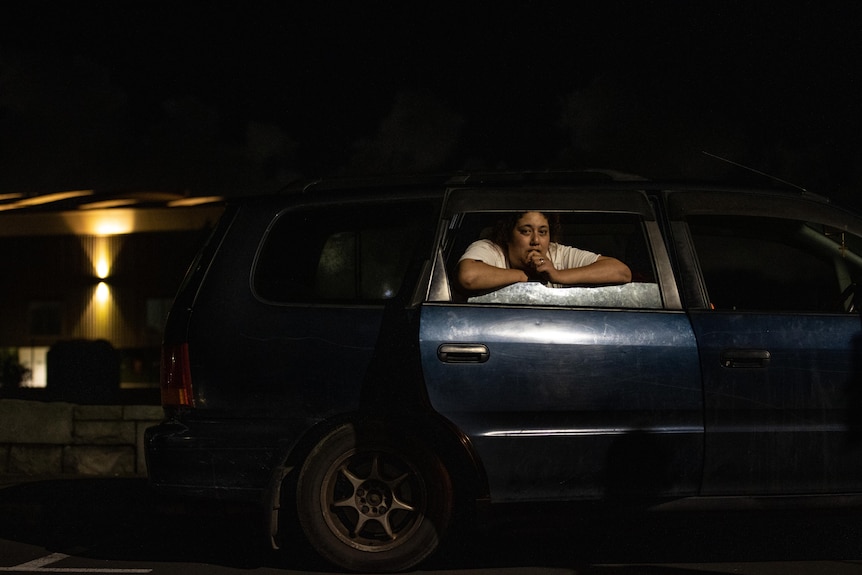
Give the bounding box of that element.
[674,202,862,495]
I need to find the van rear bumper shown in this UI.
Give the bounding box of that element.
[144,421,276,502]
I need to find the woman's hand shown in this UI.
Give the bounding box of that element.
[528,251,555,281]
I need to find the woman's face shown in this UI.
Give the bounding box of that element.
[507,211,550,269]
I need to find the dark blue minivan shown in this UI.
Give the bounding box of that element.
[145,172,862,572]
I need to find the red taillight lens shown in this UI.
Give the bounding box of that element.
[160,343,194,407]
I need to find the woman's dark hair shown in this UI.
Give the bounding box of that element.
[490,211,561,247]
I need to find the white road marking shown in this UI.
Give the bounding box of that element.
[1,554,71,570]
[0,552,152,573]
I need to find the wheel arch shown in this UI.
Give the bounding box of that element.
[264,410,489,551]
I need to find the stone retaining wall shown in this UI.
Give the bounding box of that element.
[0,399,163,477]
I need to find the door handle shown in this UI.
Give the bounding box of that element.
[437,344,490,363]
[720,349,771,368]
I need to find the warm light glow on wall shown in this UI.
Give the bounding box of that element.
[96,259,110,279]
[85,235,119,280]
[75,274,120,338]
[76,279,120,341]
[95,281,110,303]
[75,234,126,341]
[93,235,112,279]
[60,208,136,236]
[93,212,135,236]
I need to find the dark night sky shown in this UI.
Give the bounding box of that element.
[3,2,862,205]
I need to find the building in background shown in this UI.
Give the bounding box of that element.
[0,190,223,403]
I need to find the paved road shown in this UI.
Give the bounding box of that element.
[1,477,862,574]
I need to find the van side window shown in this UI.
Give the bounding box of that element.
[254,202,431,303]
[688,215,862,312]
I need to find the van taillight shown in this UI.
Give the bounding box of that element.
[161,343,194,408]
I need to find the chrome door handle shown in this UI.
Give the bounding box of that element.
[437,344,490,363]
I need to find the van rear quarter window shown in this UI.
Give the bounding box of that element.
[253,201,435,303]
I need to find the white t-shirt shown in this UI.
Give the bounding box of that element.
[459,239,600,287]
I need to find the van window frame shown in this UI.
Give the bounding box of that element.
[428,187,680,309]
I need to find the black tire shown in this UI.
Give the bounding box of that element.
[296,422,453,572]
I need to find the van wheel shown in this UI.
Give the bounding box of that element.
[296,422,453,572]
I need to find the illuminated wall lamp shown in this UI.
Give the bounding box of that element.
[95,281,110,304]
